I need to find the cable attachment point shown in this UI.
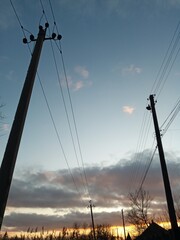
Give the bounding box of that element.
[45,22,49,28]
[23,38,28,44]
[30,34,35,41]
[57,34,62,40]
[146,105,151,111]
[39,25,43,30]
[52,33,56,39]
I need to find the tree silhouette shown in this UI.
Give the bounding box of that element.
[126,188,152,235]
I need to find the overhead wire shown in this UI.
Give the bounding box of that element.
[48,0,91,200]
[37,73,82,197]
[45,6,180,210]
[136,95,180,195]
[150,20,180,98]
[130,20,180,194]
[56,41,91,200]
[160,97,180,136]
[11,0,180,208]
[43,0,180,202]
[137,145,158,196]
[9,0,86,203]
[39,0,87,198]
[49,38,88,197]
[128,108,153,192]
[157,43,180,98]
[134,123,155,191]
[9,0,32,53]
[38,1,90,202]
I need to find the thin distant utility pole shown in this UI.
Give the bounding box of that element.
[88,200,96,240]
[0,23,61,230]
[121,209,126,240]
[147,94,179,240]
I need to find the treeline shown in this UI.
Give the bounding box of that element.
[0,224,123,240]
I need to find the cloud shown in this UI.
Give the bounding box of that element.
[3,211,123,232]
[63,66,92,91]
[74,66,89,79]
[2,150,180,232]
[122,64,142,75]
[73,81,84,91]
[122,106,135,114]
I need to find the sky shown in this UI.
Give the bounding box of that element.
[0,0,180,234]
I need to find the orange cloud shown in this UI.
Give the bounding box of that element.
[123,106,135,114]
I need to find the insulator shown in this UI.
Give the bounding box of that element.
[146,105,151,111]
[23,38,28,44]
[57,34,62,40]
[30,34,34,41]
[39,25,43,30]
[52,33,56,39]
[45,22,49,28]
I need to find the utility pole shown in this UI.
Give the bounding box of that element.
[0,23,61,230]
[88,200,96,240]
[121,209,126,240]
[147,94,179,239]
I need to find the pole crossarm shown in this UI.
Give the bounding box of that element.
[0,23,61,230]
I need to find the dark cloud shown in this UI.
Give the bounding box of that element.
[3,150,180,232]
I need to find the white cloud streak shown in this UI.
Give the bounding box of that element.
[122,64,142,75]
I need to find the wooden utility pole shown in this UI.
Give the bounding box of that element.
[121,209,126,240]
[147,94,179,239]
[88,200,96,240]
[0,23,61,230]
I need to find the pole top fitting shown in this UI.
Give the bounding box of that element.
[39,25,43,30]
[146,105,151,111]
[45,22,49,28]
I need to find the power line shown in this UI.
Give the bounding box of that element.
[37,73,82,197]
[9,0,33,53]
[136,95,180,194]
[134,20,180,194]
[161,97,180,136]
[38,0,87,198]
[151,20,180,97]
[128,106,153,192]
[48,0,91,200]
[49,40,88,196]
[10,0,87,205]
[137,145,157,196]
[38,0,90,202]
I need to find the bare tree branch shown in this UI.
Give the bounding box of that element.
[126,188,152,235]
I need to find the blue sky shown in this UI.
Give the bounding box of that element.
[0,0,180,234]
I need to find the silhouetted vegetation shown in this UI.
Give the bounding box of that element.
[0,223,120,240]
[126,188,152,235]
